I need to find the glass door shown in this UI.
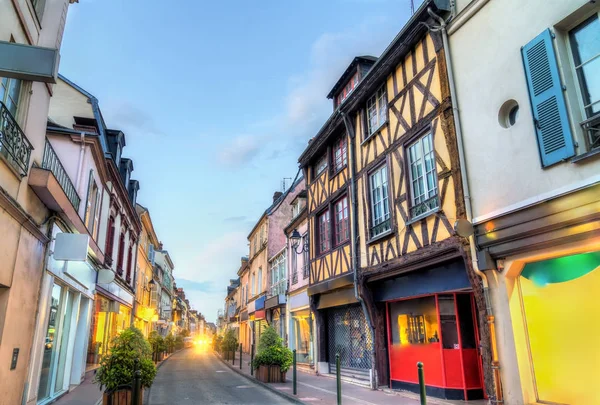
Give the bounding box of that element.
[37,284,64,402]
[54,290,75,395]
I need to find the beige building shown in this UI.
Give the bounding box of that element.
[0,1,79,403]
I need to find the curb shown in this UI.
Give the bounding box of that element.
[215,352,305,405]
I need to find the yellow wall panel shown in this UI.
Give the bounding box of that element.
[413,85,425,121]
[436,221,451,241]
[404,54,414,83]
[407,233,418,254]
[426,214,436,243]
[425,35,435,61]
[441,180,456,220]
[430,64,442,101]
[415,41,425,73]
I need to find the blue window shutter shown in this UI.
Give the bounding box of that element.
[521,29,575,167]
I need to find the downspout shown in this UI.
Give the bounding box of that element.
[341,111,377,390]
[130,239,139,327]
[75,132,86,192]
[427,8,503,404]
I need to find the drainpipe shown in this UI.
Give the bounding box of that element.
[427,8,503,404]
[341,111,377,390]
[75,132,86,193]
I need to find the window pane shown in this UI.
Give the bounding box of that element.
[578,58,600,116]
[8,79,21,104]
[570,15,600,64]
[438,295,458,350]
[389,296,439,345]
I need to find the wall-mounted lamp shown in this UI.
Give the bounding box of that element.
[290,229,308,254]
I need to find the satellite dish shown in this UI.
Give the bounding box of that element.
[454,218,474,238]
[97,269,115,284]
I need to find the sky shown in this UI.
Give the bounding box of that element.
[60,0,419,322]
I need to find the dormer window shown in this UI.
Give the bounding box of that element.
[314,154,327,177]
[366,85,388,137]
[292,200,303,218]
[336,72,359,107]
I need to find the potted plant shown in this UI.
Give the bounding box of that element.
[165,333,175,354]
[94,327,157,405]
[252,327,293,383]
[148,331,165,362]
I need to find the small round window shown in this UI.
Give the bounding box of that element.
[499,99,519,128]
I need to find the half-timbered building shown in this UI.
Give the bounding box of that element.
[299,57,376,384]
[335,0,487,400]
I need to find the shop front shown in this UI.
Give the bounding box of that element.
[372,258,484,401]
[313,285,373,382]
[253,296,268,343]
[27,226,97,405]
[265,294,286,340]
[288,290,313,365]
[239,310,250,352]
[506,250,600,405]
[86,281,134,370]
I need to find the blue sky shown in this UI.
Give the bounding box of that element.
[60,0,418,322]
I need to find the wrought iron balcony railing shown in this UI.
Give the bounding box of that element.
[581,113,600,152]
[302,264,310,279]
[0,101,33,177]
[42,138,81,210]
[370,218,391,238]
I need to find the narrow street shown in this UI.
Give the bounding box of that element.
[147,348,293,405]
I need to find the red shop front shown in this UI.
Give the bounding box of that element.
[374,259,484,400]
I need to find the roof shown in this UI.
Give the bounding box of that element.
[326,56,377,99]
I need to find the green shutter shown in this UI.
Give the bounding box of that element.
[521,29,575,167]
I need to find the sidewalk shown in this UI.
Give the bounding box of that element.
[52,353,175,405]
[217,351,487,405]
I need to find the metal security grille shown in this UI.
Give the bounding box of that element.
[327,305,372,372]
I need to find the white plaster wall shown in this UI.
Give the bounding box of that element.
[48,78,95,129]
[449,0,600,222]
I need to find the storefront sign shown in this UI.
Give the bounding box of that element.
[255,296,266,310]
[372,258,469,302]
[240,310,248,321]
[254,310,266,320]
[265,295,285,309]
[53,233,89,261]
[96,282,134,306]
[317,287,358,309]
[248,300,255,314]
[0,41,59,83]
[289,290,309,310]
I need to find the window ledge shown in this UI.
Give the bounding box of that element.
[406,207,440,226]
[330,164,348,178]
[367,229,395,245]
[571,148,600,164]
[361,120,389,146]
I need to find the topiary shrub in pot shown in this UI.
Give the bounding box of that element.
[252,326,292,383]
[94,327,156,405]
[222,328,238,361]
[148,331,165,362]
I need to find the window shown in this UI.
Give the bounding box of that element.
[0,77,21,117]
[318,210,330,253]
[270,252,286,296]
[332,137,347,172]
[336,73,359,106]
[569,14,600,150]
[257,267,262,294]
[292,200,303,218]
[105,216,116,260]
[251,273,255,296]
[315,154,327,176]
[31,0,47,22]
[366,85,388,136]
[126,241,133,283]
[334,196,349,245]
[117,231,125,275]
[408,133,439,218]
[84,172,102,240]
[369,165,391,237]
[302,233,309,279]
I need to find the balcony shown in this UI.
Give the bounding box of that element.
[41,139,81,210]
[581,113,600,152]
[0,101,33,177]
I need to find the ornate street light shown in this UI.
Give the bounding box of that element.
[290,229,308,254]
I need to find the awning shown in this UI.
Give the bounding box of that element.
[308,273,354,296]
[317,287,358,310]
[0,41,59,83]
[255,310,266,320]
[289,290,309,311]
[265,294,285,309]
[255,296,266,310]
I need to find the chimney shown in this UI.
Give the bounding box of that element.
[158,241,163,250]
[273,191,283,203]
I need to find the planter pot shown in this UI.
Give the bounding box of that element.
[256,365,270,383]
[102,389,143,405]
[255,365,286,383]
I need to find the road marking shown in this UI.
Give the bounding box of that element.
[275,387,291,390]
[235,385,252,389]
[299,399,320,402]
[297,382,378,405]
[215,370,227,373]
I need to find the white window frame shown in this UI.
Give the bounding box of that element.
[0,76,22,117]
[366,85,388,137]
[407,133,439,219]
[369,164,391,237]
[302,233,310,279]
[315,154,327,176]
[270,251,287,296]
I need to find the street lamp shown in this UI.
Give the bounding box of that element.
[290,229,308,254]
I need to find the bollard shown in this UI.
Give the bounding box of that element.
[250,344,255,376]
[132,369,141,405]
[239,343,243,369]
[293,349,297,395]
[336,353,341,405]
[417,362,426,405]
[232,349,235,365]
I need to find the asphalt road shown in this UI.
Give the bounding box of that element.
[147,347,293,405]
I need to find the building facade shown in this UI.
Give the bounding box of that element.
[285,189,314,367]
[153,249,174,336]
[237,258,251,352]
[449,0,600,403]
[0,1,78,403]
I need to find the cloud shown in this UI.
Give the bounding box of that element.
[103,100,165,138]
[214,13,403,168]
[217,134,264,167]
[174,278,214,293]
